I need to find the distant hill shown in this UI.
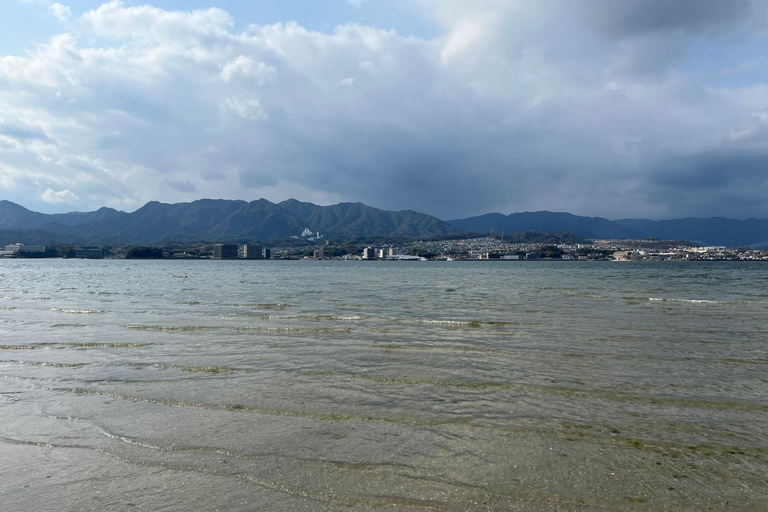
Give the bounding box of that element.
[448,211,768,247]
[0,199,462,245]
[448,211,642,239]
[613,217,768,247]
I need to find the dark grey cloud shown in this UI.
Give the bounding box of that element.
[0,122,52,142]
[643,150,768,218]
[583,0,754,37]
[165,180,197,193]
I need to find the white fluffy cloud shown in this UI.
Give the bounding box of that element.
[50,3,72,21]
[2,1,768,219]
[42,188,81,204]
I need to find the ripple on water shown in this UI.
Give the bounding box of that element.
[51,308,106,314]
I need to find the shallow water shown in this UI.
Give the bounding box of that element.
[1,259,767,510]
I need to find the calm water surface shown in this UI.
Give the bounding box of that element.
[1,259,767,511]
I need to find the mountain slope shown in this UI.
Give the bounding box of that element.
[0,199,462,244]
[448,211,643,239]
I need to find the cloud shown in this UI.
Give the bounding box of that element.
[220,56,277,84]
[225,96,268,121]
[165,179,197,193]
[2,1,768,220]
[50,3,72,22]
[41,188,81,204]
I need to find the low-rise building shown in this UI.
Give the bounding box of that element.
[75,247,104,259]
[5,243,46,253]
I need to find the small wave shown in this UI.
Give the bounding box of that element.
[68,342,153,348]
[229,303,291,310]
[143,363,233,374]
[648,297,768,306]
[648,297,724,304]
[52,308,106,314]
[0,307,16,310]
[305,372,508,390]
[372,344,501,354]
[219,313,366,322]
[0,345,54,350]
[126,324,351,334]
[563,292,608,299]
[0,360,88,368]
[387,318,481,327]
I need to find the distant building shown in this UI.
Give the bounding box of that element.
[242,244,263,259]
[377,248,386,259]
[5,243,46,253]
[213,243,238,259]
[75,247,104,259]
[300,228,323,241]
[362,247,376,260]
[313,247,325,259]
[481,252,520,260]
[262,247,271,259]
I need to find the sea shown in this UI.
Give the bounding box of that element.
[1,259,766,511]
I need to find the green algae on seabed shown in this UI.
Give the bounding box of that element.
[371,344,501,354]
[126,324,352,334]
[65,387,473,426]
[303,371,509,390]
[0,360,88,368]
[0,345,54,350]
[131,363,234,374]
[535,384,768,412]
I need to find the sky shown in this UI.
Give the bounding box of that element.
[2,1,768,220]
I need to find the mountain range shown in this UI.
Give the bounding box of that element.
[447,211,768,247]
[2,199,768,247]
[0,199,461,246]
